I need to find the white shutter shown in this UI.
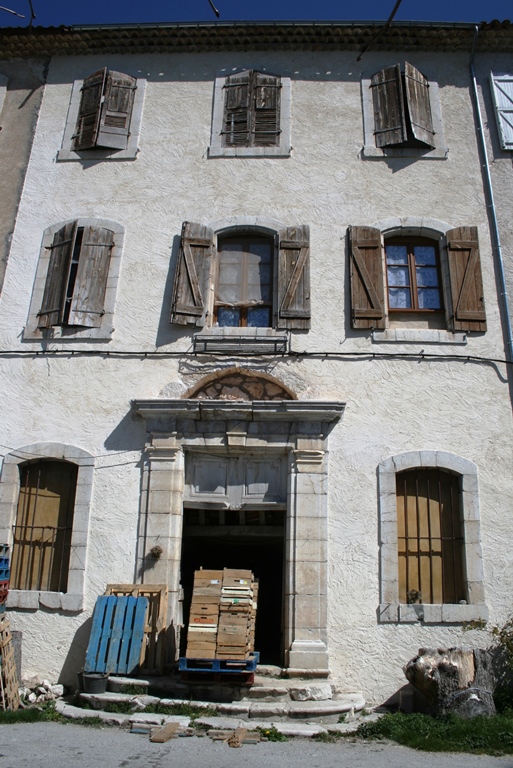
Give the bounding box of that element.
[490,73,513,150]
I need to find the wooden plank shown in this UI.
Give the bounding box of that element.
[85,595,111,673]
[110,596,131,673]
[149,721,180,743]
[0,617,19,711]
[228,727,248,747]
[126,597,148,675]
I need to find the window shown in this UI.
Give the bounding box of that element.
[385,237,443,313]
[378,451,487,625]
[11,461,76,593]
[361,62,447,158]
[215,235,273,327]
[490,73,513,150]
[349,225,486,335]
[209,70,291,157]
[0,442,94,611]
[24,218,124,340]
[170,220,310,331]
[58,69,146,161]
[397,468,464,605]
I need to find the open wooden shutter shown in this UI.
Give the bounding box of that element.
[277,225,310,329]
[404,62,435,149]
[170,221,214,326]
[38,222,77,329]
[73,69,106,151]
[68,226,114,327]
[371,64,407,147]
[96,71,137,150]
[223,72,251,147]
[253,73,281,147]
[349,226,385,330]
[490,73,513,150]
[446,226,486,332]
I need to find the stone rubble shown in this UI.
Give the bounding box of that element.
[19,678,65,705]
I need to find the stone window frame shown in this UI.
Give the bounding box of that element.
[378,450,487,624]
[57,75,146,162]
[361,67,448,159]
[0,74,7,117]
[0,442,95,612]
[369,217,468,345]
[209,72,291,158]
[24,217,124,341]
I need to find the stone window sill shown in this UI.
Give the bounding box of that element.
[379,603,488,624]
[372,329,467,344]
[6,590,84,612]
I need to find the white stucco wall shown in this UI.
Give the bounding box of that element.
[0,49,512,701]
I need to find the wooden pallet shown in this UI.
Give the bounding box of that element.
[0,616,19,711]
[105,584,168,675]
[178,651,259,673]
[85,595,148,675]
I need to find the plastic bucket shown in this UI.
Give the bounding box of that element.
[82,672,109,694]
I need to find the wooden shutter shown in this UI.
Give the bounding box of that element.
[446,226,486,332]
[253,73,281,147]
[96,71,137,150]
[277,225,310,329]
[170,221,214,326]
[404,62,435,149]
[73,69,106,151]
[349,226,385,330]
[68,226,114,327]
[223,72,251,147]
[490,73,513,150]
[370,64,407,147]
[38,222,77,329]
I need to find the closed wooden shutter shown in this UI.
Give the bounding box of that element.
[404,62,435,148]
[349,226,385,329]
[371,64,407,147]
[490,73,513,150]
[38,222,77,329]
[73,69,106,151]
[446,226,486,332]
[68,226,114,327]
[254,73,281,147]
[277,225,310,329]
[96,71,137,150]
[170,221,214,326]
[223,72,251,147]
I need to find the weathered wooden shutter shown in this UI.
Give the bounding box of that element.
[277,226,310,329]
[253,73,281,147]
[38,222,77,329]
[371,64,407,147]
[73,69,106,151]
[68,226,114,327]
[404,62,435,148]
[223,72,251,147]
[349,226,385,330]
[96,71,137,150]
[490,73,513,150]
[170,222,214,326]
[446,226,486,332]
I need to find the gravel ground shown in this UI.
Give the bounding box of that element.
[1,722,513,768]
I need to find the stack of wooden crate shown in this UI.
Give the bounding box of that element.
[185,569,223,659]
[185,568,258,660]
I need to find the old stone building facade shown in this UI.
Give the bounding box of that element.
[0,21,513,703]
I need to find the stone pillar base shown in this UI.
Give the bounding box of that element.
[286,640,329,674]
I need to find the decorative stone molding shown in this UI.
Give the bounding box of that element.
[378,449,487,624]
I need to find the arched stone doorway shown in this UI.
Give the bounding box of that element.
[133,372,344,673]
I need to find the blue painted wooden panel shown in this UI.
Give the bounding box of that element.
[84,595,148,675]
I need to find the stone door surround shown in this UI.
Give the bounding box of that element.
[132,399,345,676]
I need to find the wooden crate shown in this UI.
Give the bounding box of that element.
[0,616,19,711]
[105,584,168,675]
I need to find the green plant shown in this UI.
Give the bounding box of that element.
[352,711,513,755]
[338,713,346,723]
[257,725,288,742]
[312,730,341,743]
[120,684,147,695]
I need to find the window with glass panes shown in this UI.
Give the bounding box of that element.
[215,235,273,327]
[385,237,443,312]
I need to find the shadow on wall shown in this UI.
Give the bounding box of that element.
[58,615,93,689]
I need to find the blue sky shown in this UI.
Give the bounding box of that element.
[0,0,511,27]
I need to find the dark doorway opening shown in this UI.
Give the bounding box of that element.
[180,508,285,666]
